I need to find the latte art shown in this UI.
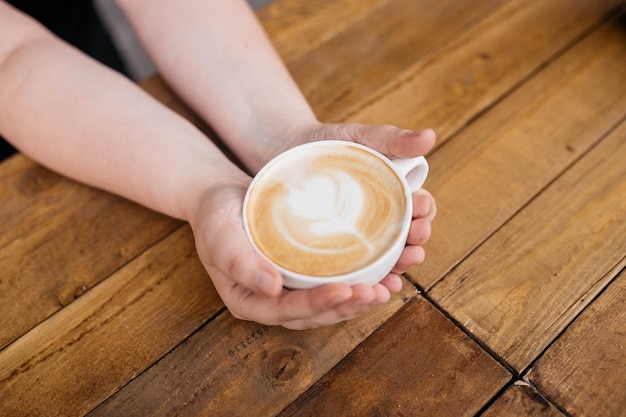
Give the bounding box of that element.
[245,144,407,277]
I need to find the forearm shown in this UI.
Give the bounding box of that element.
[116,0,318,173]
[0,3,243,220]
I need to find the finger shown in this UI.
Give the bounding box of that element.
[273,284,354,323]
[412,189,437,221]
[280,284,381,329]
[371,283,392,303]
[281,307,366,330]
[220,282,353,327]
[379,273,404,293]
[391,245,425,274]
[407,218,431,245]
[380,127,436,159]
[315,284,381,319]
[326,123,436,159]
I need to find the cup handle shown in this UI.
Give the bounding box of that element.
[391,156,429,193]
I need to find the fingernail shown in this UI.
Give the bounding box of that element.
[411,128,433,137]
[255,271,276,295]
[425,201,434,218]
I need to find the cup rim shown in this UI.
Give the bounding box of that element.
[242,140,414,287]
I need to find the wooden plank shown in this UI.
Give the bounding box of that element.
[0,71,226,350]
[481,384,565,417]
[0,81,183,254]
[428,117,626,371]
[88,282,418,417]
[257,0,395,64]
[336,0,621,141]
[0,156,86,250]
[407,14,626,290]
[0,189,180,350]
[527,269,626,417]
[0,64,236,351]
[0,72,192,255]
[279,297,511,416]
[0,71,193,242]
[0,226,223,417]
[286,0,505,120]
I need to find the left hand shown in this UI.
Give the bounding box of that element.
[189,123,436,330]
[290,122,438,287]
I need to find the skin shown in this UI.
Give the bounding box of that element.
[0,0,436,329]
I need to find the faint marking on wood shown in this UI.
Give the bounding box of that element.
[0,226,222,417]
[0,191,181,349]
[88,282,418,417]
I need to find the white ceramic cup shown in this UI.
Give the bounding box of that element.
[242,140,428,289]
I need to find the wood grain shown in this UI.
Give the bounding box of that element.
[429,117,626,371]
[0,226,223,417]
[257,0,394,64]
[527,269,626,417]
[279,296,511,417]
[0,189,180,349]
[89,281,418,417]
[407,13,626,290]
[337,0,621,140]
[481,384,565,417]
[286,0,504,121]
[0,157,85,250]
[0,71,214,351]
[1,1,624,416]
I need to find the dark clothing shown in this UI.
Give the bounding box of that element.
[7,0,128,73]
[1,0,129,161]
[0,140,17,161]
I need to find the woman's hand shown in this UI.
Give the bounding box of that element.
[288,122,438,292]
[188,123,436,330]
[188,175,378,329]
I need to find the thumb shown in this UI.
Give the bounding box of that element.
[323,123,436,159]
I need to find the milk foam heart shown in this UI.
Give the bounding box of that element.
[245,143,407,277]
[284,171,370,250]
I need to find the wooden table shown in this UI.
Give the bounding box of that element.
[1,1,625,415]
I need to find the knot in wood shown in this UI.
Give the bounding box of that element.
[263,346,313,388]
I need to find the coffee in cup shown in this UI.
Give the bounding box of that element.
[243,140,428,289]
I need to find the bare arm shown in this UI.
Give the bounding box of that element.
[118,0,436,173]
[115,0,319,173]
[0,1,436,329]
[0,1,243,221]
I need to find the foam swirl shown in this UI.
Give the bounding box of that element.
[281,171,373,252]
[246,144,406,276]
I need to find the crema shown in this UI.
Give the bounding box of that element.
[245,144,406,276]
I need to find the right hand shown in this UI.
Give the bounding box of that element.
[187,174,399,329]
